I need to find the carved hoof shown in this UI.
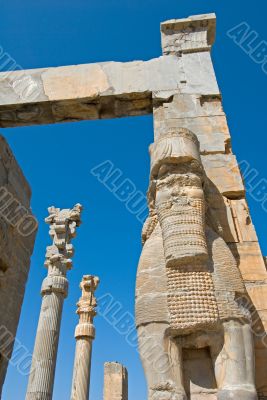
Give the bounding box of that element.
[217,389,258,400]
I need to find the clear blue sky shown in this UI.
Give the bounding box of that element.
[1,1,267,399]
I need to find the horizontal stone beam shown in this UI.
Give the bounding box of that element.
[0,42,219,127]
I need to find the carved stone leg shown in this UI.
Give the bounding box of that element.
[138,323,187,400]
[212,320,257,400]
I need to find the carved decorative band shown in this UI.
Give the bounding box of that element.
[167,271,219,332]
[157,198,208,268]
[41,275,68,297]
[157,128,200,146]
[150,128,201,179]
[75,323,95,339]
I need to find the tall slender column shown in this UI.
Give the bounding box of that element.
[71,275,99,400]
[26,204,83,400]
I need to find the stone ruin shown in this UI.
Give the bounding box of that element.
[0,12,267,400]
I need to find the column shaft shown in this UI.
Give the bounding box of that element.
[71,338,92,400]
[26,292,64,399]
[70,275,99,400]
[25,204,82,400]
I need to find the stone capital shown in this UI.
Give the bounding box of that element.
[161,13,216,55]
[44,204,83,270]
[76,275,99,318]
[73,275,100,339]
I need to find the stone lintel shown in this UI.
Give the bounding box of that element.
[161,13,217,55]
[0,54,219,128]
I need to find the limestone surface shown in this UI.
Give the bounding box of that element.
[71,275,99,400]
[26,205,82,400]
[103,362,128,400]
[0,135,37,397]
[0,54,219,127]
[136,128,258,400]
[0,11,266,400]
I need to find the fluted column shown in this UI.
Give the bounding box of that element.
[71,275,99,400]
[26,204,83,400]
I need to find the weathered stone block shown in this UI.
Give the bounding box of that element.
[182,52,219,95]
[161,94,224,120]
[230,199,258,242]
[201,154,245,196]
[0,136,31,206]
[0,52,220,127]
[255,347,267,396]
[228,242,267,282]
[206,194,238,243]
[247,285,267,312]
[161,13,216,54]
[153,94,230,153]
[103,362,128,400]
[0,135,37,394]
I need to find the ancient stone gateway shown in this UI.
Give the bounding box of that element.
[0,12,267,400]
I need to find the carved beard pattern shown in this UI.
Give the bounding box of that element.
[156,194,208,269]
[166,269,219,333]
[154,174,220,333]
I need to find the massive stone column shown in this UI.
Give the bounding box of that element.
[0,135,37,397]
[26,204,82,400]
[71,275,99,400]
[103,362,128,400]
[155,14,267,398]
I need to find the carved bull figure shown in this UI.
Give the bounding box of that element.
[136,128,257,400]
